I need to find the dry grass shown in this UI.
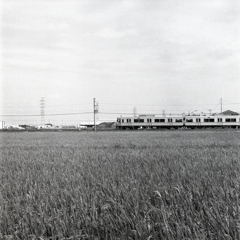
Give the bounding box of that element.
[1,131,240,239]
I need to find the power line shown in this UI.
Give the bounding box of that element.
[211,100,221,111]
[99,102,240,107]
[2,109,240,118]
[99,112,184,115]
[1,103,92,109]
[0,112,93,117]
[223,101,240,105]
[1,101,240,110]
[100,112,133,115]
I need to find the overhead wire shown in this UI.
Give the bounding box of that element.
[210,100,221,111]
[100,102,240,107]
[1,103,92,109]
[1,101,239,118]
[0,112,92,117]
[2,101,240,109]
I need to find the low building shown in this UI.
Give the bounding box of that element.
[62,125,77,130]
[219,110,239,116]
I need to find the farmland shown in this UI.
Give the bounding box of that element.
[1,131,240,239]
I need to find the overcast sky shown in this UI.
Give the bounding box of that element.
[1,0,240,125]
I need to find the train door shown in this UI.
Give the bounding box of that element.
[183,117,186,127]
[147,118,152,128]
[196,118,201,126]
[127,118,132,128]
[217,118,223,127]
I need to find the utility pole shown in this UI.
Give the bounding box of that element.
[96,102,99,123]
[162,109,166,117]
[133,106,137,117]
[220,98,222,113]
[93,98,99,131]
[40,97,45,127]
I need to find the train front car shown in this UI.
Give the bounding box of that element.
[222,115,240,128]
[184,115,240,129]
[116,117,122,129]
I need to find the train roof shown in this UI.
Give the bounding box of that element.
[117,110,240,119]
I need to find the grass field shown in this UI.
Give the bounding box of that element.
[1,131,240,239]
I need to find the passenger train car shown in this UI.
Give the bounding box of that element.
[116,113,240,129]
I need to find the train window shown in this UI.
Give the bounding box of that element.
[127,119,131,123]
[218,118,222,122]
[186,119,193,122]
[196,118,201,122]
[204,118,215,122]
[226,118,236,122]
[168,119,172,123]
[134,119,144,123]
[147,119,152,123]
[122,119,124,123]
[155,119,165,122]
[175,119,182,122]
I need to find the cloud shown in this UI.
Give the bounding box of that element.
[95,27,137,39]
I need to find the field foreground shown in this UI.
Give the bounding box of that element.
[1,131,240,239]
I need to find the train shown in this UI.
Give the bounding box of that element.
[116,111,240,130]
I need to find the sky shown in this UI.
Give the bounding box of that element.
[1,0,240,125]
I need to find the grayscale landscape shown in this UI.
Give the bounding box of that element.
[1,0,240,239]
